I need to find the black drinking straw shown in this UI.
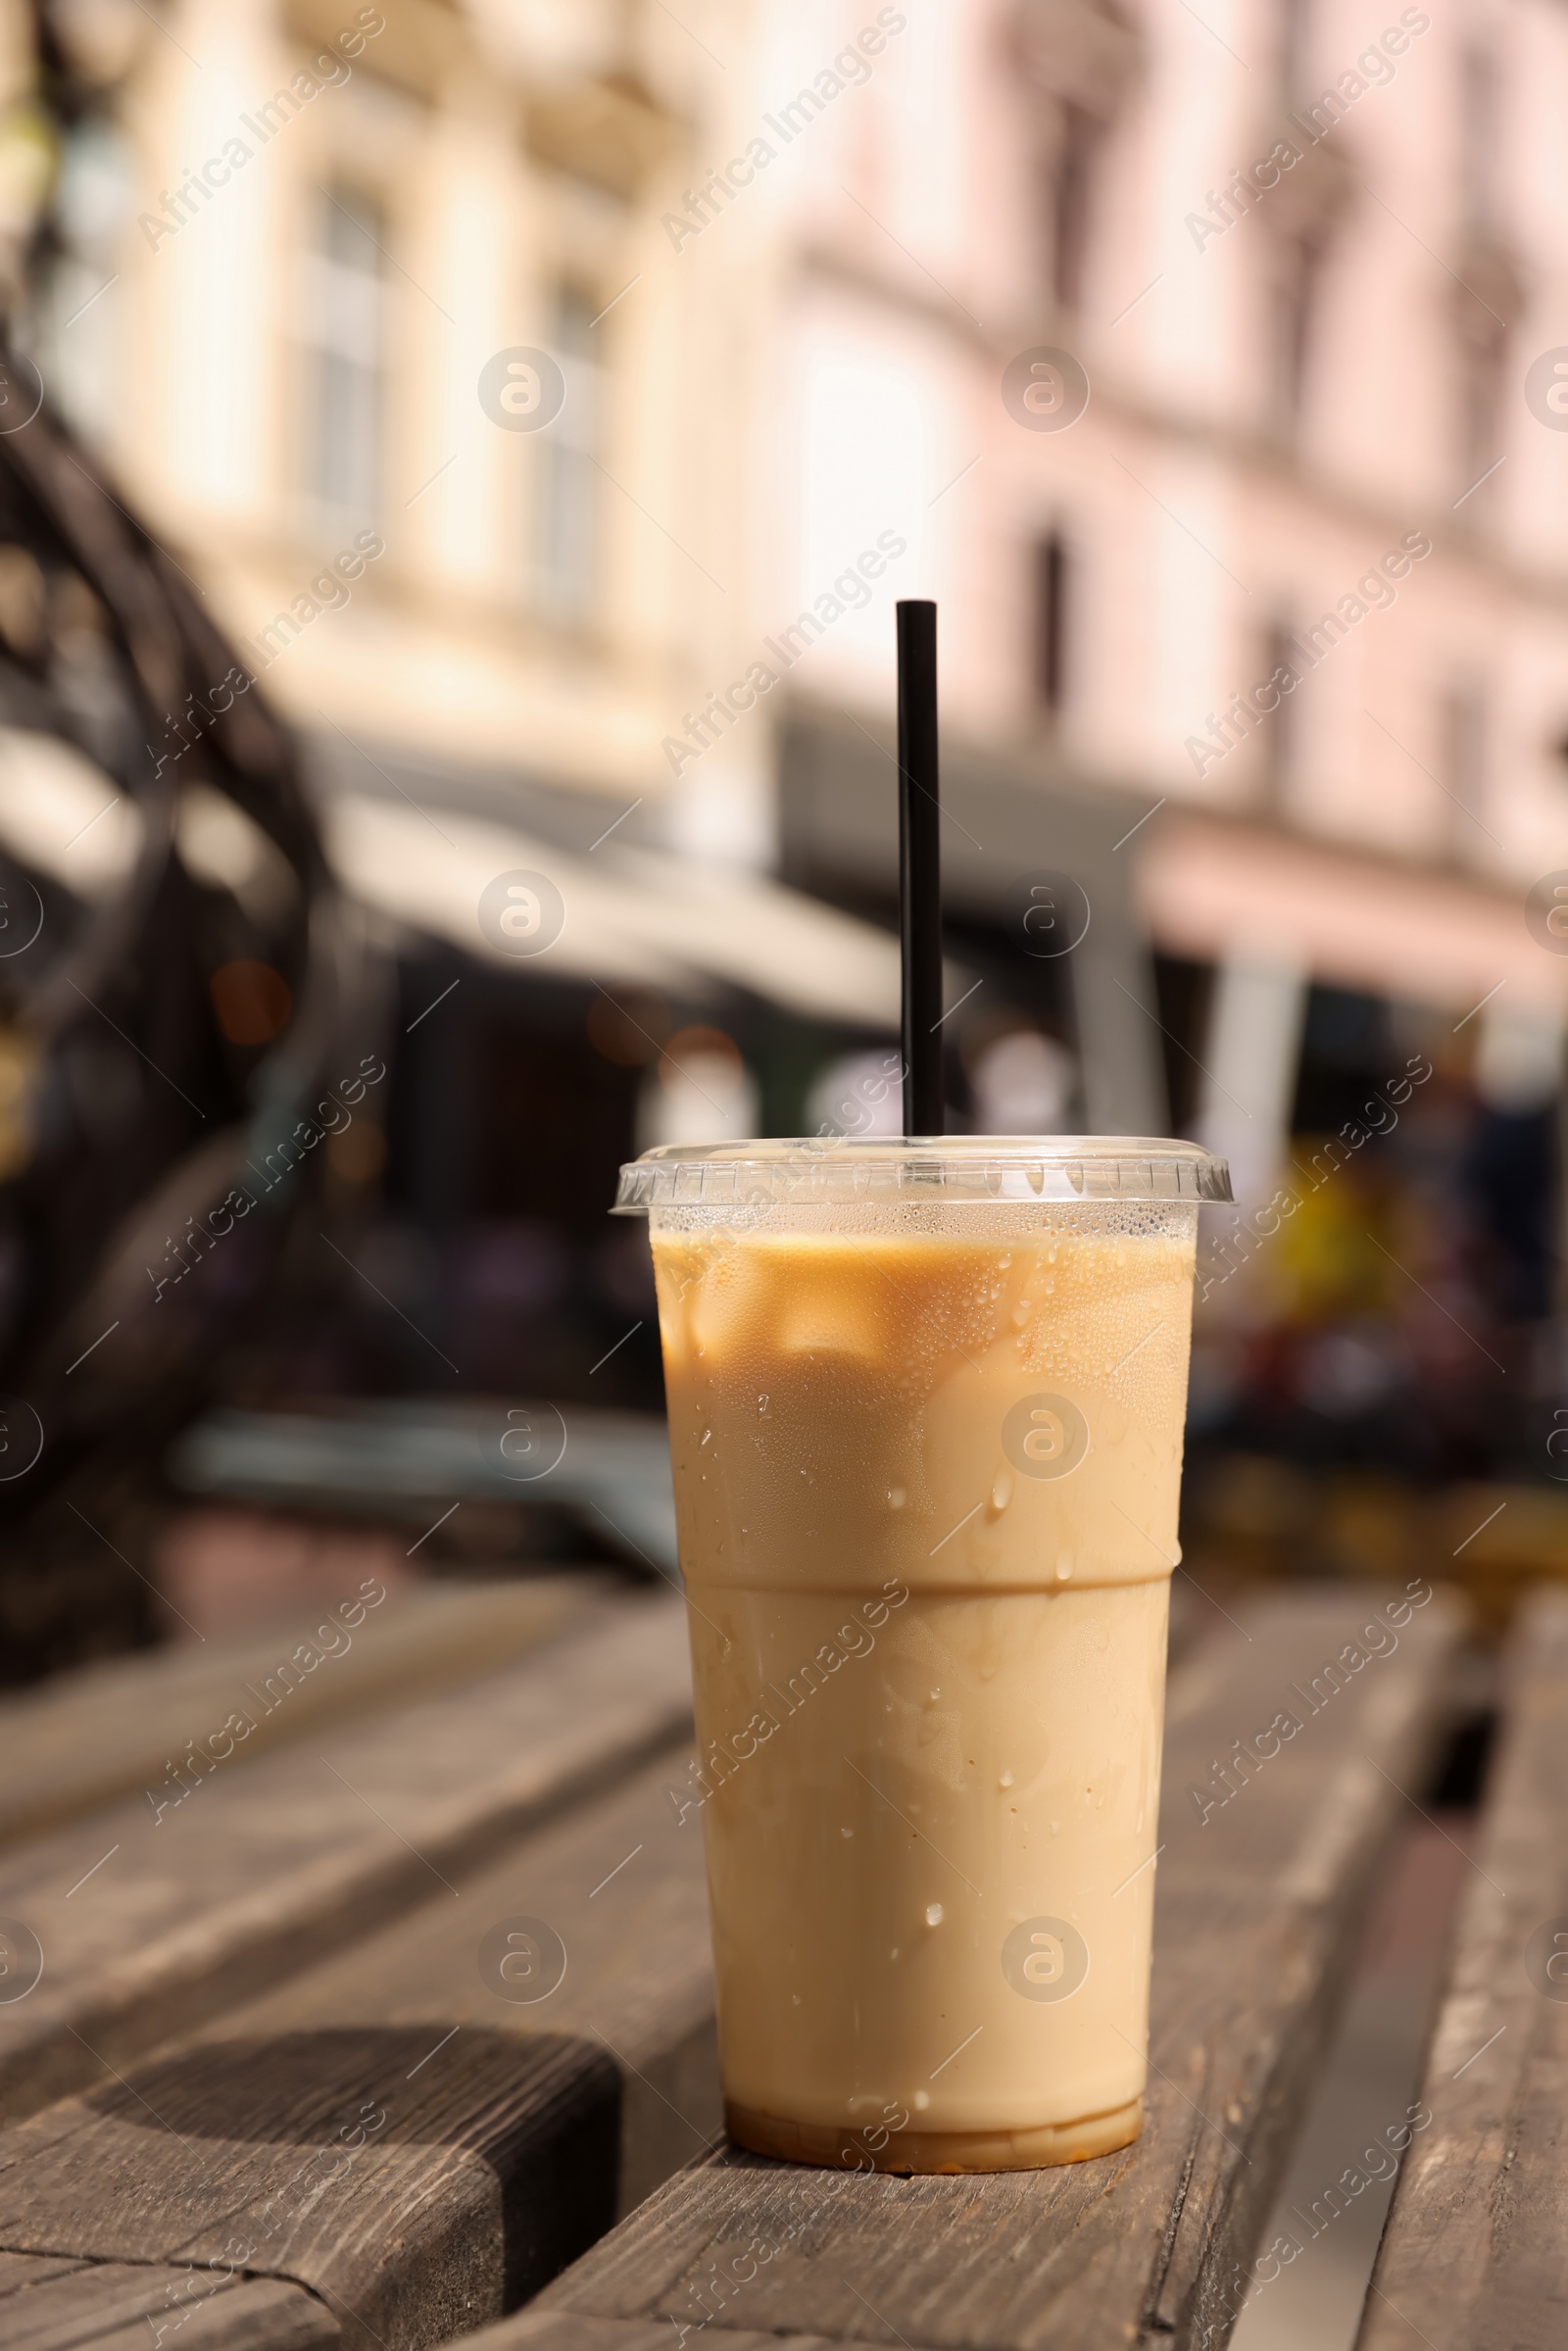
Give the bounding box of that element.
[896,598,944,1137]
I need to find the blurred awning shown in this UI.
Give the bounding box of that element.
[323,791,905,1025]
[1136,813,1568,1018]
[0,722,908,1025]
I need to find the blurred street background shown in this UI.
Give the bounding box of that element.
[0,11,1564,2343]
[0,0,1564,1669]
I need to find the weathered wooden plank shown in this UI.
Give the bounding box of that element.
[520,1586,1463,2351]
[0,2024,621,2351]
[0,1577,586,1852]
[0,1741,714,2349]
[186,1740,721,2219]
[463,2319,839,2351]
[0,2251,338,2349]
[0,1591,692,2125]
[1354,1587,1568,2351]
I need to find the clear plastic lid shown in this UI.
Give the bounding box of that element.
[613,1136,1232,1212]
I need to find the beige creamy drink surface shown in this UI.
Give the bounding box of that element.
[652,1219,1196,2149]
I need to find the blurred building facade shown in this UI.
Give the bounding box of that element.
[24,0,1568,1122]
[737,0,1568,1193]
[25,0,775,858]
[5,0,1566,1508]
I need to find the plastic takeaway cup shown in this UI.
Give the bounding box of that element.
[613,1135,1231,2173]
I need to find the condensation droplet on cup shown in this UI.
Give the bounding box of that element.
[700,1429,711,1446]
[887,1486,906,1509]
[999,1769,1014,1788]
[1055,1551,1075,1581]
[913,2089,930,2110]
[925,1902,945,1927]
[991,1466,1014,1512]
[841,1825,854,1837]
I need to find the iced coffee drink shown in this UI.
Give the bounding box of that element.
[614,1137,1228,2173]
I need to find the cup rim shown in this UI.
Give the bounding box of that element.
[613,1135,1233,1211]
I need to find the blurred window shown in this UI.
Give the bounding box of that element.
[1277,0,1313,106]
[1453,49,1507,499]
[1270,238,1320,435]
[304,185,385,528]
[1292,982,1394,1131]
[1047,106,1098,313]
[1459,337,1506,496]
[1257,618,1298,805]
[1442,684,1488,857]
[1459,47,1496,231]
[1152,955,1215,1135]
[1034,532,1068,713]
[534,287,600,619]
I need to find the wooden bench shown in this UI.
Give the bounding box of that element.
[1353,1586,1568,2351]
[0,1582,691,2124]
[0,1577,585,1854]
[503,1585,1468,2351]
[0,1578,1477,2351]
